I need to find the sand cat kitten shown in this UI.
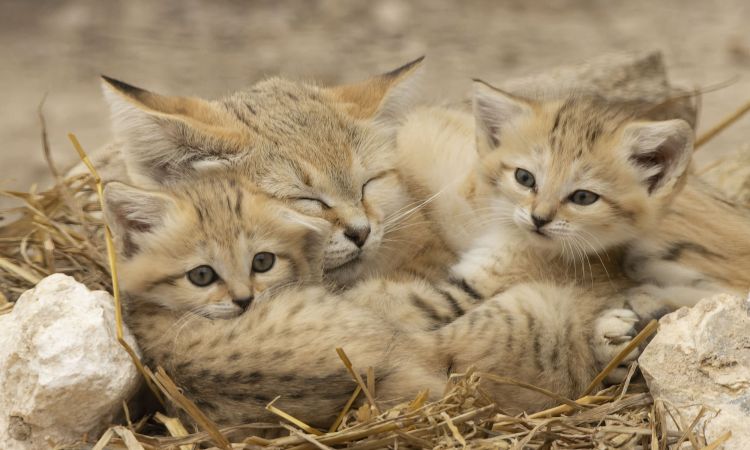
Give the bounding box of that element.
[397,82,741,311]
[91,58,452,287]
[104,174,639,427]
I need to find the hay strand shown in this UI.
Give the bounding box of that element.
[266,396,324,436]
[695,98,750,149]
[336,347,380,414]
[154,412,195,450]
[152,366,232,450]
[583,319,658,396]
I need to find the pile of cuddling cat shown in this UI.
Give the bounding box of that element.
[85,57,750,431]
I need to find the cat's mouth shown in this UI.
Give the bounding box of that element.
[324,248,363,272]
[532,229,550,239]
[326,253,362,272]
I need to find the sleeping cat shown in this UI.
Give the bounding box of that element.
[398,81,746,308]
[103,172,639,428]
[82,57,452,287]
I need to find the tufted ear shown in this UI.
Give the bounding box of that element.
[472,80,535,155]
[620,119,694,195]
[101,76,248,187]
[103,181,176,258]
[327,56,424,125]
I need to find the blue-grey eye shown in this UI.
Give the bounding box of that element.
[514,168,536,188]
[252,252,275,273]
[569,190,600,205]
[187,265,218,287]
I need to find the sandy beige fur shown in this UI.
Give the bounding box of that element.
[398,84,746,312]
[398,82,750,314]
[104,174,639,428]
[624,178,750,305]
[84,58,453,287]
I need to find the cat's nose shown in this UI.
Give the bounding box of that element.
[531,215,551,229]
[232,296,254,310]
[344,225,370,248]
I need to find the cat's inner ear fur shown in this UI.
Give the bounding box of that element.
[472,80,535,154]
[103,181,176,257]
[620,119,694,195]
[101,76,248,186]
[327,56,424,125]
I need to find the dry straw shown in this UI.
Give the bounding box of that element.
[2,100,749,448]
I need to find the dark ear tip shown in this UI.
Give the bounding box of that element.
[384,55,426,78]
[100,75,145,96]
[472,78,502,92]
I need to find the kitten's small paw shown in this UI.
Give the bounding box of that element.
[593,308,639,384]
[451,247,515,298]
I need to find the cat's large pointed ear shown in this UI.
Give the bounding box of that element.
[103,181,176,258]
[101,76,247,186]
[472,80,534,154]
[620,119,694,195]
[327,56,424,125]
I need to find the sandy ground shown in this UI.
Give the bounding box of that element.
[1,0,749,209]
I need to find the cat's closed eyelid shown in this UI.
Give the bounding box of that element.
[292,197,331,209]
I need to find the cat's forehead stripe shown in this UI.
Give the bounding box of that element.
[548,96,634,158]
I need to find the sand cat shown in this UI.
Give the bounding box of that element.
[85,58,452,287]
[398,82,747,310]
[103,172,640,428]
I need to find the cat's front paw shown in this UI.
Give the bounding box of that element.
[592,308,639,384]
[450,247,510,298]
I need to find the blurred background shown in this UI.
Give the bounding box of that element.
[1,0,749,205]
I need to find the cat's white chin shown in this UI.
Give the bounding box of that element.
[199,304,245,320]
[523,230,564,252]
[324,255,365,285]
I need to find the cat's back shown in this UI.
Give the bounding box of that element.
[398,106,476,194]
[647,177,750,290]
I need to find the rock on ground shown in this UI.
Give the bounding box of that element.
[0,274,141,450]
[639,293,750,449]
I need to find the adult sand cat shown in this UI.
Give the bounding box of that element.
[399,82,748,307]
[103,173,640,428]
[87,58,452,287]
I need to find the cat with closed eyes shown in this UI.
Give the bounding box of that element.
[76,57,454,289]
[103,172,639,429]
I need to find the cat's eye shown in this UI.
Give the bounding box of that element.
[514,168,536,188]
[252,252,276,273]
[187,265,219,287]
[361,178,375,201]
[569,190,600,206]
[295,197,331,209]
[361,173,386,201]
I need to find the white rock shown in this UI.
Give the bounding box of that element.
[639,293,750,449]
[0,274,141,450]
